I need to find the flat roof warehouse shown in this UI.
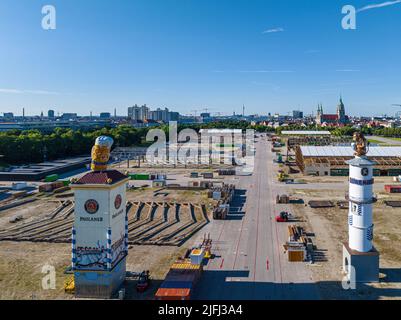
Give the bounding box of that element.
[300,146,401,157]
[296,146,401,176]
[0,157,91,181]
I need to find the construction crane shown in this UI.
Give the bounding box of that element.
[190,110,200,117]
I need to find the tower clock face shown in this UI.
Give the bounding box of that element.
[84,199,99,214]
[361,168,369,177]
[114,194,122,209]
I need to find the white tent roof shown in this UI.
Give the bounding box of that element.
[300,146,401,157]
[282,131,331,136]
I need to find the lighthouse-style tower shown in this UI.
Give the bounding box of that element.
[71,136,129,298]
[343,132,379,283]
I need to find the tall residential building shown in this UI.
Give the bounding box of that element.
[48,110,55,119]
[169,112,180,121]
[100,112,111,119]
[128,104,149,121]
[128,104,180,122]
[61,113,78,121]
[3,113,14,121]
[293,110,304,119]
[148,108,170,122]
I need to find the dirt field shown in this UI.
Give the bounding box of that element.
[288,184,401,300]
[0,241,188,300]
[0,174,221,299]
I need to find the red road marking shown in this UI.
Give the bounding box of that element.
[220,259,225,269]
[252,164,262,281]
[232,212,246,268]
[274,213,284,282]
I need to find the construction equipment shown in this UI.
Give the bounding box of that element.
[277,171,288,182]
[276,194,304,204]
[283,225,312,262]
[275,211,292,223]
[200,233,213,259]
[136,270,151,293]
[64,276,75,294]
[276,194,289,204]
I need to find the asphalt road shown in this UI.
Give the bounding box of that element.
[367,136,401,146]
[193,136,320,300]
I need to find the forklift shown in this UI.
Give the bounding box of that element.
[136,270,151,293]
[275,211,293,223]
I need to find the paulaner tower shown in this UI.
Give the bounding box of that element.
[343,132,379,283]
[71,136,129,298]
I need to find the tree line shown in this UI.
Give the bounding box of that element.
[1,121,400,165]
[0,126,147,165]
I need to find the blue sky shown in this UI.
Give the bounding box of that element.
[0,0,401,117]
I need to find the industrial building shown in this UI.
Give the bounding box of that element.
[296,146,401,176]
[0,157,91,181]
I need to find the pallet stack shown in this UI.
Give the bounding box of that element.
[284,225,309,262]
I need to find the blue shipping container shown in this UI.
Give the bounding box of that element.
[160,281,193,289]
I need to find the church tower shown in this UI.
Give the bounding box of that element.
[316,104,323,125]
[337,97,346,124]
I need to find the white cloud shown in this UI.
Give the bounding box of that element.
[0,88,59,95]
[0,88,23,94]
[238,70,294,73]
[305,49,320,54]
[357,0,401,12]
[335,69,361,72]
[262,27,284,34]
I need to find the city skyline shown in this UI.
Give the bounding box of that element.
[1,0,401,116]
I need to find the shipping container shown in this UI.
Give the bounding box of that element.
[164,269,201,284]
[155,288,191,300]
[153,180,166,187]
[288,250,305,262]
[51,182,64,189]
[133,174,150,180]
[171,263,202,271]
[61,180,71,187]
[39,184,53,193]
[202,172,214,179]
[385,185,401,193]
[330,169,349,176]
[160,281,193,289]
[45,174,59,182]
[388,169,401,176]
[218,169,236,176]
[12,182,27,190]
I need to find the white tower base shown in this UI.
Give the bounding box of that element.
[343,243,380,283]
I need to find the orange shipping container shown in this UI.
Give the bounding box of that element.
[288,250,304,262]
[155,288,191,301]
